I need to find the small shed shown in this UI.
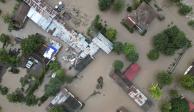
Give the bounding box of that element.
[12,2,30,28]
[123,64,140,81]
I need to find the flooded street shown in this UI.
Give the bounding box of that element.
[0,0,194,112]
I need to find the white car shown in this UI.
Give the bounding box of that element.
[184,66,193,75]
[25,60,34,69]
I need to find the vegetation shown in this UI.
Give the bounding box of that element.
[25,95,38,106]
[113,41,123,54]
[149,83,162,99]
[0,48,19,66]
[121,21,134,33]
[188,20,194,29]
[113,0,125,12]
[179,4,192,15]
[0,85,9,95]
[156,71,173,88]
[105,28,117,41]
[122,43,139,62]
[127,6,132,12]
[0,33,10,48]
[21,34,45,55]
[147,49,160,61]
[153,26,191,56]
[161,101,172,112]
[113,60,124,72]
[49,105,64,112]
[49,60,61,71]
[0,0,6,3]
[170,97,189,112]
[98,0,113,11]
[7,89,25,103]
[180,75,194,91]
[45,69,73,96]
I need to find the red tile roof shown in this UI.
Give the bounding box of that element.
[124,64,140,81]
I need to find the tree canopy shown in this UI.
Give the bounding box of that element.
[105,28,117,42]
[0,33,10,48]
[113,60,124,72]
[49,105,64,112]
[170,97,189,112]
[153,26,190,56]
[149,83,162,99]
[21,34,45,55]
[157,71,173,88]
[180,75,194,91]
[113,0,125,12]
[147,49,160,61]
[98,0,113,11]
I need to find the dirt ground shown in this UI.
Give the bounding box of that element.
[0,0,194,112]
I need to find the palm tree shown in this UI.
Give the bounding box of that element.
[0,33,10,48]
[149,83,162,99]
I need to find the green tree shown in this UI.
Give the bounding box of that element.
[49,106,64,112]
[21,34,45,55]
[180,75,194,90]
[98,0,112,11]
[188,20,194,28]
[25,95,38,106]
[156,71,173,88]
[105,28,117,42]
[153,26,190,56]
[49,60,61,71]
[170,97,189,112]
[0,33,10,48]
[7,89,24,103]
[179,4,192,15]
[122,43,135,55]
[147,49,160,61]
[113,41,123,54]
[113,60,124,72]
[161,101,172,112]
[2,14,11,24]
[45,78,63,96]
[113,0,125,12]
[149,83,162,99]
[127,51,139,63]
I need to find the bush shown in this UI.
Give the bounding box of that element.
[156,71,172,88]
[0,86,9,95]
[180,75,194,90]
[113,41,123,54]
[9,67,20,74]
[113,0,125,12]
[25,95,38,106]
[170,97,189,112]
[179,4,192,15]
[147,49,160,61]
[127,6,132,12]
[7,89,25,103]
[0,9,2,15]
[149,83,162,99]
[105,28,117,42]
[49,60,61,71]
[153,26,190,56]
[127,51,139,63]
[113,60,124,72]
[188,20,194,29]
[49,105,64,112]
[98,0,113,11]
[0,0,6,3]
[121,21,134,33]
[161,101,172,112]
